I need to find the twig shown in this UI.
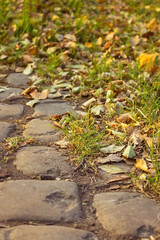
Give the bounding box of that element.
[74,158,85,171]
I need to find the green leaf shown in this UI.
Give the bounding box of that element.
[100,145,125,154]
[123,145,136,158]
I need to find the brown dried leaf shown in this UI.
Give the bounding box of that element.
[21,86,37,98]
[129,35,140,46]
[117,113,134,123]
[23,54,34,63]
[30,89,48,100]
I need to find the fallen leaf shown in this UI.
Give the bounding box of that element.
[100,144,125,154]
[105,32,115,41]
[96,37,103,46]
[85,42,93,48]
[23,54,34,63]
[107,174,130,183]
[91,105,105,116]
[30,89,48,100]
[123,145,136,158]
[48,90,62,99]
[147,18,157,31]
[98,164,124,174]
[136,159,149,173]
[129,35,140,46]
[53,121,64,129]
[55,138,69,148]
[72,86,83,94]
[129,130,142,147]
[110,130,125,138]
[53,83,72,89]
[96,154,122,164]
[137,52,159,73]
[82,97,96,109]
[26,99,39,107]
[103,41,112,50]
[52,14,59,21]
[0,74,7,78]
[21,86,37,98]
[0,89,5,93]
[27,45,38,55]
[47,47,57,54]
[64,41,76,48]
[64,34,76,42]
[117,113,134,123]
[23,63,33,75]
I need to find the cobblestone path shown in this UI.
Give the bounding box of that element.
[0,73,159,240]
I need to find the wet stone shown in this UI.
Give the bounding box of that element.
[7,73,30,87]
[0,180,81,222]
[0,88,21,102]
[93,192,160,238]
[23,119,61,143]
[14,146,72,177]
[33,100,75,117]
[0,122,15,141]
[0,103,24,119]
[0,225,98,240]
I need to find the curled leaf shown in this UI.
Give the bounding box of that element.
[30,89,49,100]
[26,99,39,107]
[23,63,33,75]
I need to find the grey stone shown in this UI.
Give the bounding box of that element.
[7,73,29,87]
[33,100,75,117]
[0,103,24,119]
[23,119,60,143]
[0,122,15,141]
[0,180,81,222]
[93,192,160,237]
[14,146,71,177]
[0,225,98,240]
[0,88,21,101]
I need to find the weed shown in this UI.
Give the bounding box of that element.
[5,136,32,150]
[1,157,9,163]
[62,112,105,170]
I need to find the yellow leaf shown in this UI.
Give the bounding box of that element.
[52,15,59,21]
[96,37,103,46]
[105,32,115,41]
[106,58,112,65]
[147,18,157,31]
[64,41,76,48]
[137,52,159,73]
[85,42,93,48]
[136,159,149,173]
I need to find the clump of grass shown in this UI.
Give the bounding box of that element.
[6,136,32,150]
[62,112,105,170]
[147,137,160,196]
